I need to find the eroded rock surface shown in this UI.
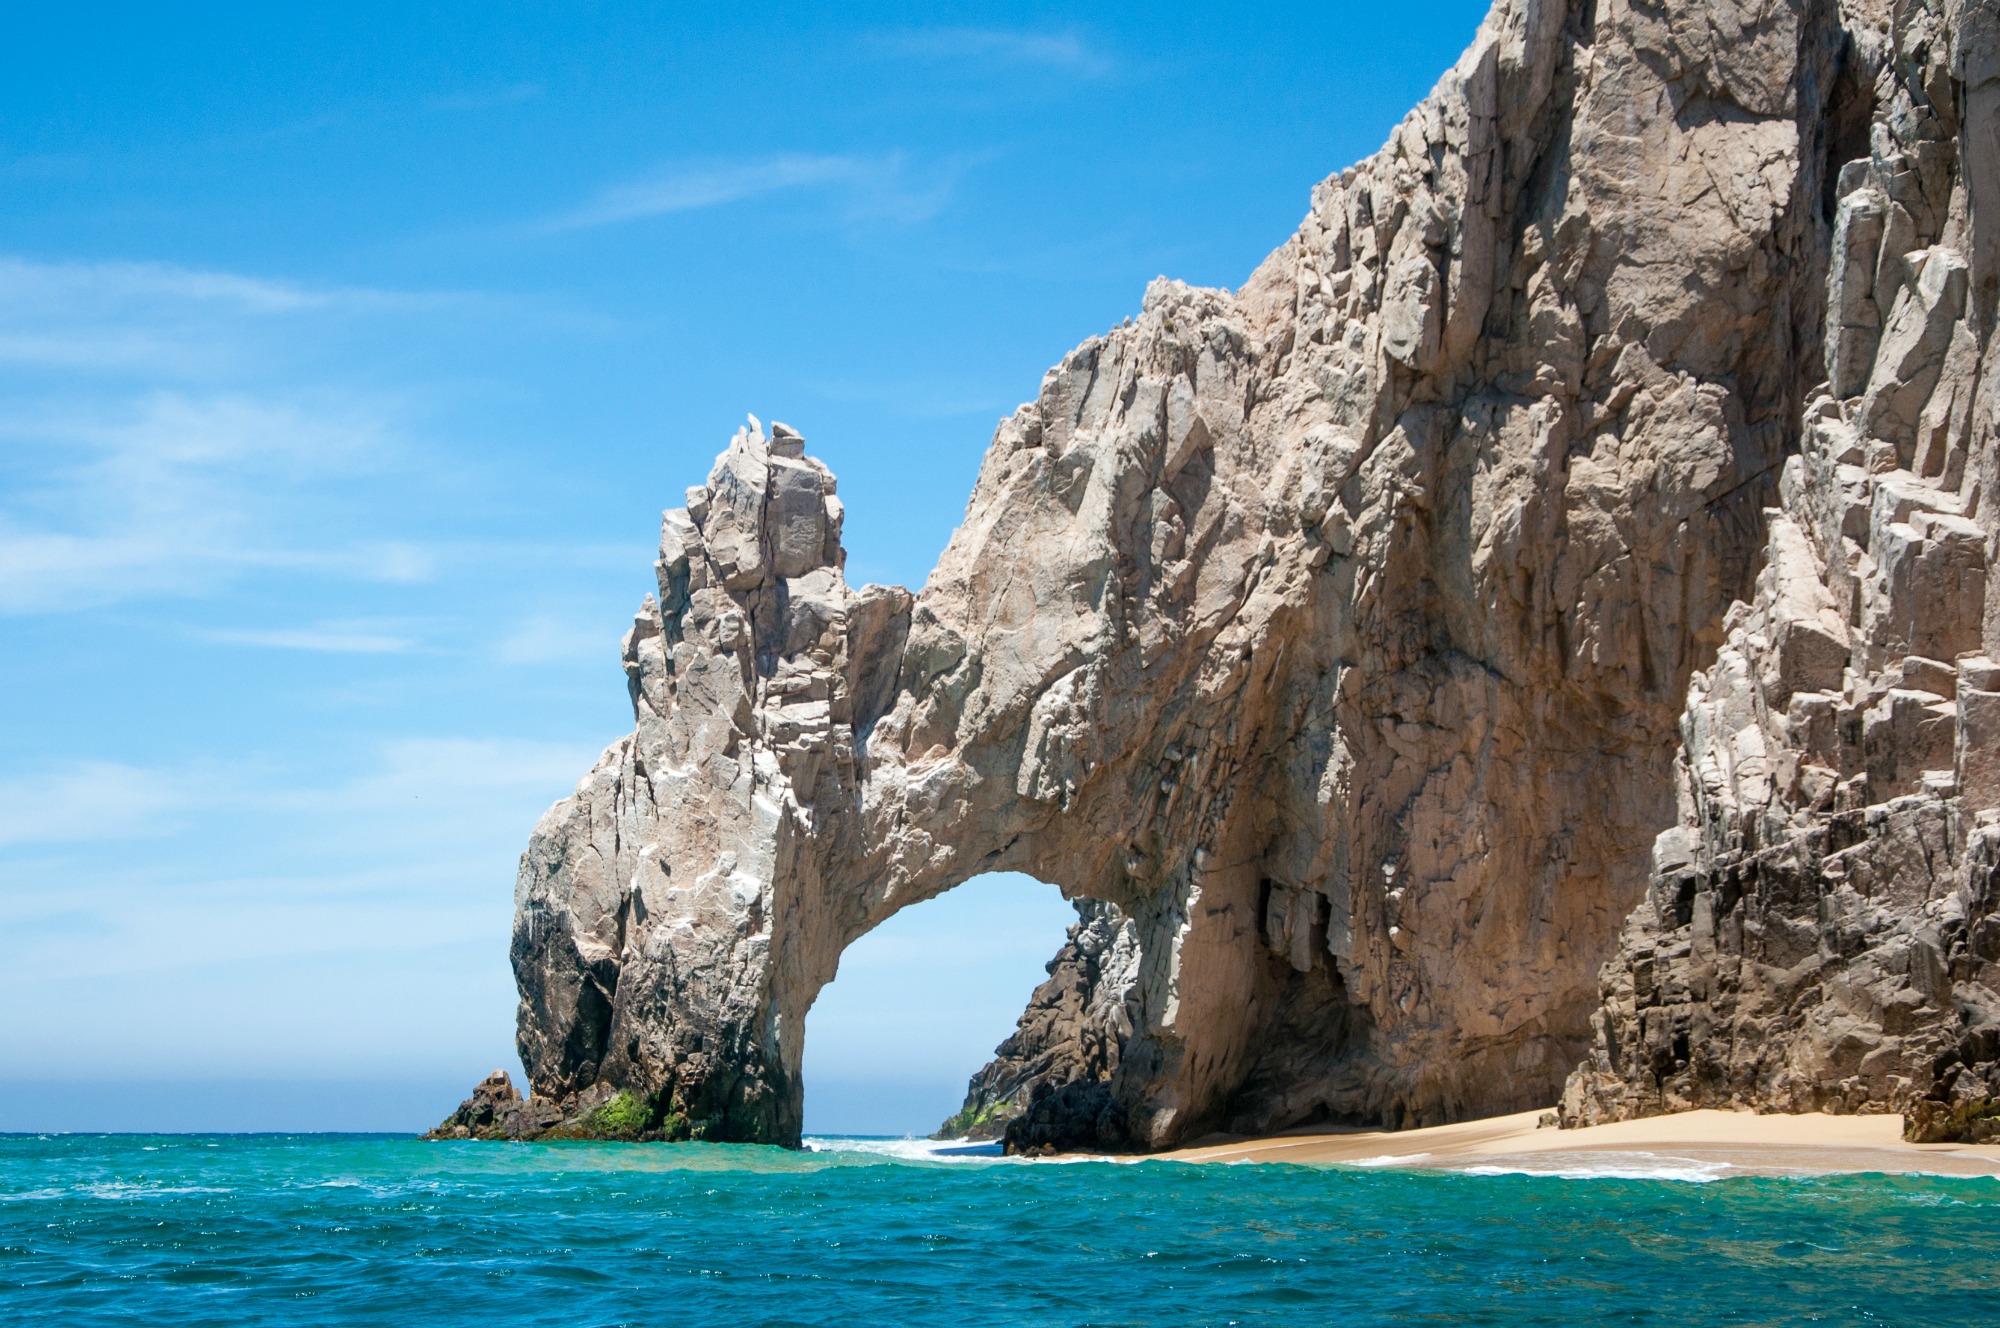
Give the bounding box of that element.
[1560,0,2000,1141]
[435,0,2000,1151]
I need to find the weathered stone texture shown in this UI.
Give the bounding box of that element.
[431,0,2000,1151]
[1561,0,2000,1141]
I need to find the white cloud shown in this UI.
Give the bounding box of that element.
[0,390,416,613]
[0,256,340,315]
[0,257,457,374]
[0,738,594,859]
[307,736,596,808]
[0,761,195,847]
[0,743,1077,1094]
[0,736,599,968]
[867,27,1114,76]
[197,621,421,654]
[544,152,957,231]
[0,254,524,613]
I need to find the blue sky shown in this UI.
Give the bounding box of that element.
[0,0,1489,1134]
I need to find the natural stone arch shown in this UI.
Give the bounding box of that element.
[510,398,1344,1150]
[489,0,1853,1150]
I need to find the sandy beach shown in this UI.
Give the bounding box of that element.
[1165,1109,2000,1179]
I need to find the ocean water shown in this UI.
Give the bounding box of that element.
[3,1133,1996,1326]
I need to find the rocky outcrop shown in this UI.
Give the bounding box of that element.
[1560,0,2000,1140]
[426,1070,560,1140]
[439,0,2000,1151]
[933,900,1141,1142]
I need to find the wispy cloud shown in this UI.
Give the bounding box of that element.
[0,739,592,861]
[0,256,461,375]
[197,620,422,654]
[0,761,195,848]
[0,390,420,613]
[272,737,598,827]
[865,27,1115,76]
[0,737,597,988]
[542,152,959,232]
[0,255,515,614]
[0,256,390,314]
[0,736,602,1078]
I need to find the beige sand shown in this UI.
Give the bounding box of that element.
[1163,1108,2000,1179]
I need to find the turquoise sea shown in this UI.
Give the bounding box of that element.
[3,1133,1996,1326]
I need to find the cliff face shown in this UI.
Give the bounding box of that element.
[436,0,2000,1150]
[1561,0,2000,1139]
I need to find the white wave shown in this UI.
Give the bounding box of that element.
[1345,1153,1432,1168]
[79,1182,235,1200]
[802,1135,1006,1162]
[1457,1152,1734,1183]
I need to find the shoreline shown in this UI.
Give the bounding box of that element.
[1159,1108,2000,1179]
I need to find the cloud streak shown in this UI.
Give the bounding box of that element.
[865,27,1115,76]
[0,736,598,1082]
[495,612,608,664]
[0,257,469,378]
[0,390,417,613]
[0,255,544,615]
[426,82,543,114]
[0,738,594,861]
[196,620,421,654]
[543,152,958,231]
[0,256,454,320]
[0,761,194,848]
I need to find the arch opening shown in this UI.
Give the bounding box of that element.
[799,873,1077,1140]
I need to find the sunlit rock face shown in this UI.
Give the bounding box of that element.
[1562,0,2000,1140]
[440,0,2000,1151]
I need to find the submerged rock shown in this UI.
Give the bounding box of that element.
[435,0,2000,1149]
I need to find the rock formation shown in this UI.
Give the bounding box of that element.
[431,0,2000,1150]
[933,900,1141,1143]
[425,1070,553,1140]
[1560,0,2000,1142]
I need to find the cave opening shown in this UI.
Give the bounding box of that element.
[799,872,1076,1140]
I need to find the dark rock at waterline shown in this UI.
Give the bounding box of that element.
[934,899,1139,1143]
[424,1071,561,1141]
[427,1072,708,1143]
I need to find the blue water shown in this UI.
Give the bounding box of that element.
[3,1134,1996,1326]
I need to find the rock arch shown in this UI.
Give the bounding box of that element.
[476,0,1865,1149]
